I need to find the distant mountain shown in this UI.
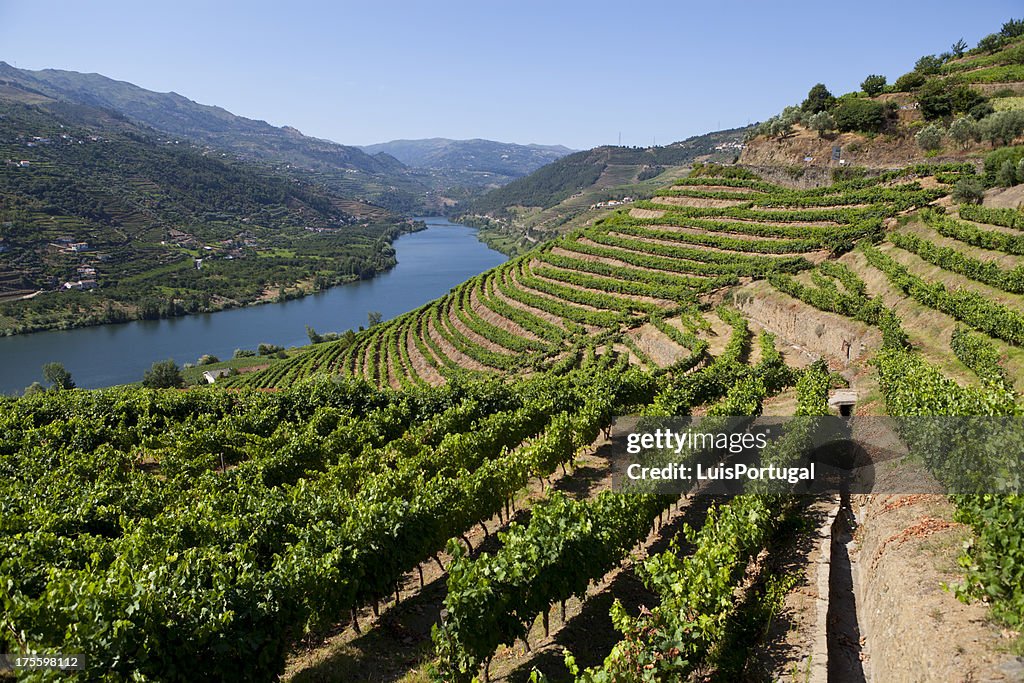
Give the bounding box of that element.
[0,62,398,175]
[0,62,437,211]
[467,126,752,215]
[0,96,410,335]
[360,138,573,176]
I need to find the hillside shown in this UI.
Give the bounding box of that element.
[460,126,752,253]
[742,29,1024,171]
[359,137,572,177]
[0,65,578,214]
[7,17,1024,683]
[0,98,415,335]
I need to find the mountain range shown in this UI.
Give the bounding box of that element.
[0,63,576,212]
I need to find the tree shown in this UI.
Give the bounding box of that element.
[977,33,1004,54]
[950,86,986,115]
[306,325,323,344]
[367,311,383,327]
[143,359,184,389]
[915,124,945,152]
[1018,158,1024,185]
[894,71,927,91]
[1002,18,1024,38]
[918,80,953,121]
[914,54,943,75]
[807,111,836,138]
[951,39,968,58]
[861,74,887,97]
[997,160,1019,187]
[952,177,984,205]
[949,116,980,149]
[23,382,46,397]
[42,362,75,390]
[801,83,836,114]
[833,98,887,133]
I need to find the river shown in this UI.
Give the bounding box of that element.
[0,217,507,394]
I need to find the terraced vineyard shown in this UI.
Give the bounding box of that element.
[6,161,1024,683]
[226,166,952,391]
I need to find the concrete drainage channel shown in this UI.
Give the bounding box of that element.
[808,494,870,683]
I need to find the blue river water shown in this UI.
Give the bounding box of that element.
[0,217,507,393]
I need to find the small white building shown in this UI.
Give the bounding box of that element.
[202,368,231,384]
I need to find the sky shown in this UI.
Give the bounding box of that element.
[0,1,1020,150]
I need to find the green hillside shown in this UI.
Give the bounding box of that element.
[6,17,1024,683]
[0,99,415,335]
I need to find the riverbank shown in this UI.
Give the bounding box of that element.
[0,220,427,337]
[0,218,507,393]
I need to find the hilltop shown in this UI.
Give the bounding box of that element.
[459,126,752,253]
[359,137,572,178]
[0,64,576,213]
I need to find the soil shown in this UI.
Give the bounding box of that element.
[468,289,543,344]
[624,322,689,368]
[404,324,444,386]
[650,195,750,209]
[730,280,882,368]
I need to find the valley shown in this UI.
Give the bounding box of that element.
[4,14,1024,683]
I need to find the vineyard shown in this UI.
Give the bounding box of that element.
[4,161,1024,682]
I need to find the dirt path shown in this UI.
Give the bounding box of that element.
[426,315,491,372]
[404,321,444,386]
[468,289,543,344]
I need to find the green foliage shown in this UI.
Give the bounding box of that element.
[949,116,981,148]
[893,71,928,91]
[959,204,1024,230]
[861,74,887,96]
[915,54,944,76]
[42,362,75,390]
[951,325,1011,388]
[984,145,1024,184]
[915,123,945,151]
[888,230,1024,294]
[833,98,888,133]
[801,83,836,113]
[952,177,985,205]
[142,358,184,388]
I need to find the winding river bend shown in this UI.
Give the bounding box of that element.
[0,217,507,394]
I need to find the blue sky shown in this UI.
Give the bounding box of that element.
[0,1,1020,149]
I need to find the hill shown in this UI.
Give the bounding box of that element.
[458,126,752,253]
[0,97,415,335]
[742,28,1024,171]
[359,138,572,177]
[6,17,1024,683]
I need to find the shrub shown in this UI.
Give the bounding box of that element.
[977,33,1004,54]
[198,354,219,365]
[997,160,1019,187]
[949,116,980,148]
[894,71,928,91]
[257,343,284,356]
[970,101,996,120]
[833,98,887,132]
[806,110,835,137]
[234,348,256,358]
[951,86,987,115]
[984,146,1024,184]
[861,74,887,96]
[916,124,945,151]
[915,55,944,75]
[952,177,985,204]
[918,80,953,120]
[142,359,184,389]
[801,83,836,114]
